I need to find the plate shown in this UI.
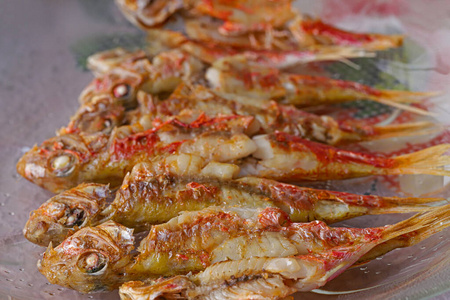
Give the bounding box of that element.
[0,1,448,299]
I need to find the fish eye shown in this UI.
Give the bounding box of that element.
[49,153,77,177]
[64,207,86,227]
[113,83,131,100]
[77,251,108,274]
[103,118,113,130]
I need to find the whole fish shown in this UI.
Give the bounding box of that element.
[24,154,443,246]
[207,56,437,115]
[119,202,446,300]
[147,83,438,145]
[185,16,401,51]
[115,0,402,52]
[142,28,374,69]
[17,114,258,193]
[38,204,450,293]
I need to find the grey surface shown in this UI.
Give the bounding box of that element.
[0,1,449,299]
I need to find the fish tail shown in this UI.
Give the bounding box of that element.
[376,90,440,103]
[368,121,441,140]
[367,196,448,215]
[357,204,450,264]
[338,121,441,144]
[369,90,440,116]
[380,204,450,243]
[310,46,376,63]
[316,190,446,223]
[392,144,450,176]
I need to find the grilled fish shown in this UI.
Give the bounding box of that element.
[39,204,450,293]
[17,114,258,193]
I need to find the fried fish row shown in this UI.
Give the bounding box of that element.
[24,153,445,247]
[17,110,450,193]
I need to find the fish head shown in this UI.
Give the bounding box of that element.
[16,134,93,193]
[23,183,110,247]
[87,48,147,76]
[64,95,126,135]
[116,0,185,29]
[38,221,135,293]
[79,67,144,110]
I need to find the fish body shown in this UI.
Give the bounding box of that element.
[207,57,436,114]
[246,132,450,181]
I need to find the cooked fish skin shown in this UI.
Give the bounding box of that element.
[23,183,110,247]
[207,57,435,115]
[17,114,257,193]
[111,159,442,229]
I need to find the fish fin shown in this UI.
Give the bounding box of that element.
[367,90,441,116]
[368,121,442,141]
[338,121,442,144]
[357,204,450,264]
[393,144,450,176]
[376,90,441,103]
[381,204,450,243]
[374,98,435,116]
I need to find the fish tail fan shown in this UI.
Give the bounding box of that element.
[368,196,448,215]
[357,204,450,265]
[392,144,450,176]
[380,204,450,243]
[377,90,441,103]
[368,122,442,140]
